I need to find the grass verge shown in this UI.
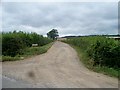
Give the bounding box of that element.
[2,42,53,62]
[70,44,119,78]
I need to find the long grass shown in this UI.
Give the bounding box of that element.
[2,42,53,62]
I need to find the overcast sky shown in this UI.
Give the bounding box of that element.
[1,2,118,37]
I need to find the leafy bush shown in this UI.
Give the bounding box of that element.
[64,36,120,69]
[2,42,53,62]
[2,31,53,57]
[2,34,25,56]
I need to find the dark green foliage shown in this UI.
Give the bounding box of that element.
[2,43,53,62]
[2,33,25,56]
[47,29,59,40]
[64,36,120,70]
[2,31,53,57]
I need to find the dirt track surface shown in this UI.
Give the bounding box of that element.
[2,41,118,88]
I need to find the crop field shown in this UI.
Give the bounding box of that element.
[63,36,120,77]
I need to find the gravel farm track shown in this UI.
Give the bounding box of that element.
[1,41,118,88]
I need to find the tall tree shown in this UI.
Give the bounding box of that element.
[47,29,59,40]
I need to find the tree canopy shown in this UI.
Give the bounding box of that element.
[47,29,59,40]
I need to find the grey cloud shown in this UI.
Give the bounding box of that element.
[2,2,118,36]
